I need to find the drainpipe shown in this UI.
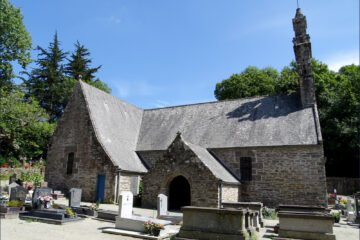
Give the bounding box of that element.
[115,170,121,203]
[219,180,223,209]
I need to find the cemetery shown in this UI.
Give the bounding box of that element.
[0,2,359,240]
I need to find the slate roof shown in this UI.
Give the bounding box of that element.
[79,81,147,173]
[136,93,322,151]
[77,81,322,174]
[183,138,239,184]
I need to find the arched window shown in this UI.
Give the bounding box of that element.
[66,153,74,175]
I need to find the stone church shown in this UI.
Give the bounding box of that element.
[45,9,327,208]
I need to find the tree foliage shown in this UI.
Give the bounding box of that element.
[0,87,56,161]
[24,32,68,122]
[0,0,32,90]
[214,60,360,177]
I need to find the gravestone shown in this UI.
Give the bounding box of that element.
[8,182,19,194]
[118,191,133,218]
[32,187,52,209]
[130,176,140,195]
[69,188,82,208]
[10,186,27,202]
[40,182,48,188]
[157,194,168,216]
[9,174,17,184]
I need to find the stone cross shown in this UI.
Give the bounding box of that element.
[10,185,27,202]
[118,191,133,218]
[157,194,168,216]
[69,188,82,208]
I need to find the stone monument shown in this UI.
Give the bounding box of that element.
[157,194,168,217]
[69,188,82,208]
[118,191,133,218]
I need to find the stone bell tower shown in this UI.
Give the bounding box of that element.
[293,8,316,107]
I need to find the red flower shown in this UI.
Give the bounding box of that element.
[338,196,342,200]
[330,194,335,198]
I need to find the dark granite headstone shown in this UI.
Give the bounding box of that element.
[32,187,52,209]
[9,174,16,184]
[10,186,27,202]
[69,188,82,208]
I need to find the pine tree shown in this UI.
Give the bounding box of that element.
[65,41,101,81]
[24,32,68,122]
[65,41,111,93]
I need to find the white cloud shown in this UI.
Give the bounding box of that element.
[324,50,359,71]
[113,80,161,98]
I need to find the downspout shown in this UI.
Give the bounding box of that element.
[115,170,121,203]
[219,180,223,209]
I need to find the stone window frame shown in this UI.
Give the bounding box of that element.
[240,157,252,182]
[66,152,75,175]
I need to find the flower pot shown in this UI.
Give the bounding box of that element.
[152,229,160,236]
[44,201,51,209]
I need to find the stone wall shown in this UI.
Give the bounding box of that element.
[222,184,239,203]
[326,177,360,195]
[0,167,43,177]
[141,137,220,208]
[137,151,164,168]
[212,145,327,207]
[45,84,118,203]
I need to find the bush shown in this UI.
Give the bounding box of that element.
[20,172,44,186]
[262,207,278,219]
[332,212,341,222]
[7,200,24,207]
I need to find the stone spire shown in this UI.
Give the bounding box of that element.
[292,8,316,107]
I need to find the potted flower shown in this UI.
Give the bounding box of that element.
[86,203,99,216]
[332,212,340,223]
[65,207,75,218]
[144,221,164,236]
[38,195,53,209]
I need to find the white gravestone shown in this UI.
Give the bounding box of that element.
[157,194,168,216]
[118,191,133,218]
[130,176,140,195]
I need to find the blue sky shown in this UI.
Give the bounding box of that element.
[12,0,359,109]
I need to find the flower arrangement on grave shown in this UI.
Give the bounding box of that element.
[38,195,53,203]
[0,193,9,201]
[144,221,164,236]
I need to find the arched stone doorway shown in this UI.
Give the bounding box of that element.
[168,175,191,210]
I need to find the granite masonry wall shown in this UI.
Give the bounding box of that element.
[222,184,239,203]
[212,145,327,207]
[141,138,221,208]
[45,85,118,202]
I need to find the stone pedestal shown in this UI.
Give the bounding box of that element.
[277,211,335,240]
[174,206,248,240]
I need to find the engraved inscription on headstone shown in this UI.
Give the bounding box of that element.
[118,191,133,218]
[69,188,82,208]
[157,194,168,216]
[10,185,27,202]
[32,187,52,209]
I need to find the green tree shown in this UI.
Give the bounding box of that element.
[0,0,32,90]
[24,32,68,122]
[65,41,111,93]
[214,66,279,100]
[0,87,56,161]
[65,41,101,81]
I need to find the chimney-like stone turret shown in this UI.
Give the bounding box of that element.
[293,8,316,107]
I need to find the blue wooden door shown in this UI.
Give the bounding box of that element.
[96,174,105,202]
